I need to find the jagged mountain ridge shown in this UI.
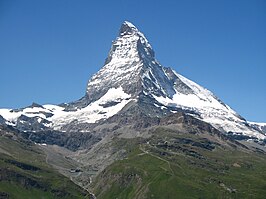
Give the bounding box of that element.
[0,21,264,140]
[249,122,266,134]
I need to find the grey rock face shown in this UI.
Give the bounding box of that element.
[16,115,51,132]
[0,115,6,125]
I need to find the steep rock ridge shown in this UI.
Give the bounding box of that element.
[249,122,266,134]
[0,21,265,141]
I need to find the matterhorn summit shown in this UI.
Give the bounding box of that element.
[85,21,175,103]
[0,21,265,141]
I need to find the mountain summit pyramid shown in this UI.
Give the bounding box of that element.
[85,21,176,104]
[0,21,265,141]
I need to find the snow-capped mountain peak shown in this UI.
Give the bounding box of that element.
[119,21,152,50]
[85,21,157,103]
[83,21,266,140]
[0,21,265,141]
[119,21,140,36]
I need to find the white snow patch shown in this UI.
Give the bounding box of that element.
[51,87,132,129]
[248,121,266,126]
[0,88,132,131]
[0,105,60,125]
[0,109,21,122]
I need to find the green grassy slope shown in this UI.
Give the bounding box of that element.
[0,126,89,199]
[92,129,266,199]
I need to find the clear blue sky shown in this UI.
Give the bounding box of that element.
[0,0,265,122]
